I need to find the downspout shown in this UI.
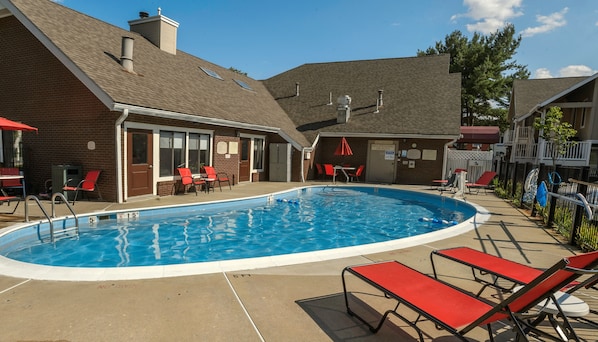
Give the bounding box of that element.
[115,109,129,203]
[443,137,459,179]
[300,147,314,183]
[300,149,305,182]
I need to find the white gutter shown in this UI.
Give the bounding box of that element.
[115,109,129,203]
[317,132,458,140]
[112,103,305,151]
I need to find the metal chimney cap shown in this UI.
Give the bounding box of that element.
[139,11,149,18]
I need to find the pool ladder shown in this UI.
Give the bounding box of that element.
[25,193,79,243]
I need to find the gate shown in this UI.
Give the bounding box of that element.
[446,150,494,182]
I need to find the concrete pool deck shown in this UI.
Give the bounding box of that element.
[0,182,596,341]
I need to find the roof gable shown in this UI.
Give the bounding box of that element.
[509,76,590,122]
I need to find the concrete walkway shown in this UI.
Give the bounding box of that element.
[0,183,595,341]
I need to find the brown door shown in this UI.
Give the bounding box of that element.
[127,129,153,196]
[239,138,251,182]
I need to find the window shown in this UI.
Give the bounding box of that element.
[200,66,223,80]
[234,79,253,91]
[159,131,185,177]
[188,133,211,173]
[253,138,264,170]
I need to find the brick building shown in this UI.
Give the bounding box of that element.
[0,0,461,202]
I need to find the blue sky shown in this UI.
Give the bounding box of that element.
[55,0,597,80]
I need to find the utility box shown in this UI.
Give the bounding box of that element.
[269,143,291,182]
[52,165,82,200]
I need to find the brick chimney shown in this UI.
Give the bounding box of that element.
[128,8,179,55]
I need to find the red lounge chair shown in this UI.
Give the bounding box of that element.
[466,171,497,194]
[0,191,20,214]
[62,170,102,205]
[342,251,598,341]
[431,246,598,333]
[0,167,25,198]
[176,168,206,196]
[202,166,231,191]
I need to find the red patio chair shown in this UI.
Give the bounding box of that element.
[323,164,337,181]
[347,165,364,182]
[0,190,20,214]
[202,166,231,191]
[177,167,206,196]
[342,250,598,341]
[315,163,324,180]
[62,170,102,205]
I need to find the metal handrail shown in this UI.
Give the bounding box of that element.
[24,194,79,243]
[24,195,54,241]
[51,193,79,239]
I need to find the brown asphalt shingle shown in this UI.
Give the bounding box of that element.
[7,0,310,147]
[263,55,462,142]
[509,77,588,121]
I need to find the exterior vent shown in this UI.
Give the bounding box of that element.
[337,95,351,123]
[375,89,384,113]
[120,36,134,73]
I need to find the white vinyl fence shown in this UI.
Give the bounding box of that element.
[445,150,494,182]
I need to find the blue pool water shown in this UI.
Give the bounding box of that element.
[0,186,476,268]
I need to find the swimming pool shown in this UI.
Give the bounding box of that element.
[0,185,489,281]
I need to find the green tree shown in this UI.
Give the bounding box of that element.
[418,24,530,129]
[533,106,577,166]
[228,67,247,76]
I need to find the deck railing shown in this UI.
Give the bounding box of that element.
[512,141,592,166]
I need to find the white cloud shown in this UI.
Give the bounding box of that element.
[455,0,523,33]
[534,68,553,79]
[533,65,597,79]
[521,8,568,37]
[559,65,596,77]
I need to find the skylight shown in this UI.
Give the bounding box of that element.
[199,66,223,80]
[234,79,253,91]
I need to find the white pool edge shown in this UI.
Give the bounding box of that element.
[0,188,490,281]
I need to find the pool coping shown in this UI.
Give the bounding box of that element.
[0,185,490,281]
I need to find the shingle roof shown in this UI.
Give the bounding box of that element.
[5,0,309,147]
[509,77,588,121]
[262,55,462,142]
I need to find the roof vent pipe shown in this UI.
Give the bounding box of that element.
[120,36,135,73]
[375,89,383,113]
[295,82,300,97]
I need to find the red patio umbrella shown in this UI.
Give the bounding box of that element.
[0,116,38,132]
[334,137,353,156]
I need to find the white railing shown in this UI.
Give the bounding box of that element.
[517,126,534,142]
[539,141,592,165]
[512,141,592,166]
[513,143,537,160]
[502,130,514,144]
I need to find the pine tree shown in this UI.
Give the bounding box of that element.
[418,24,530,129]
